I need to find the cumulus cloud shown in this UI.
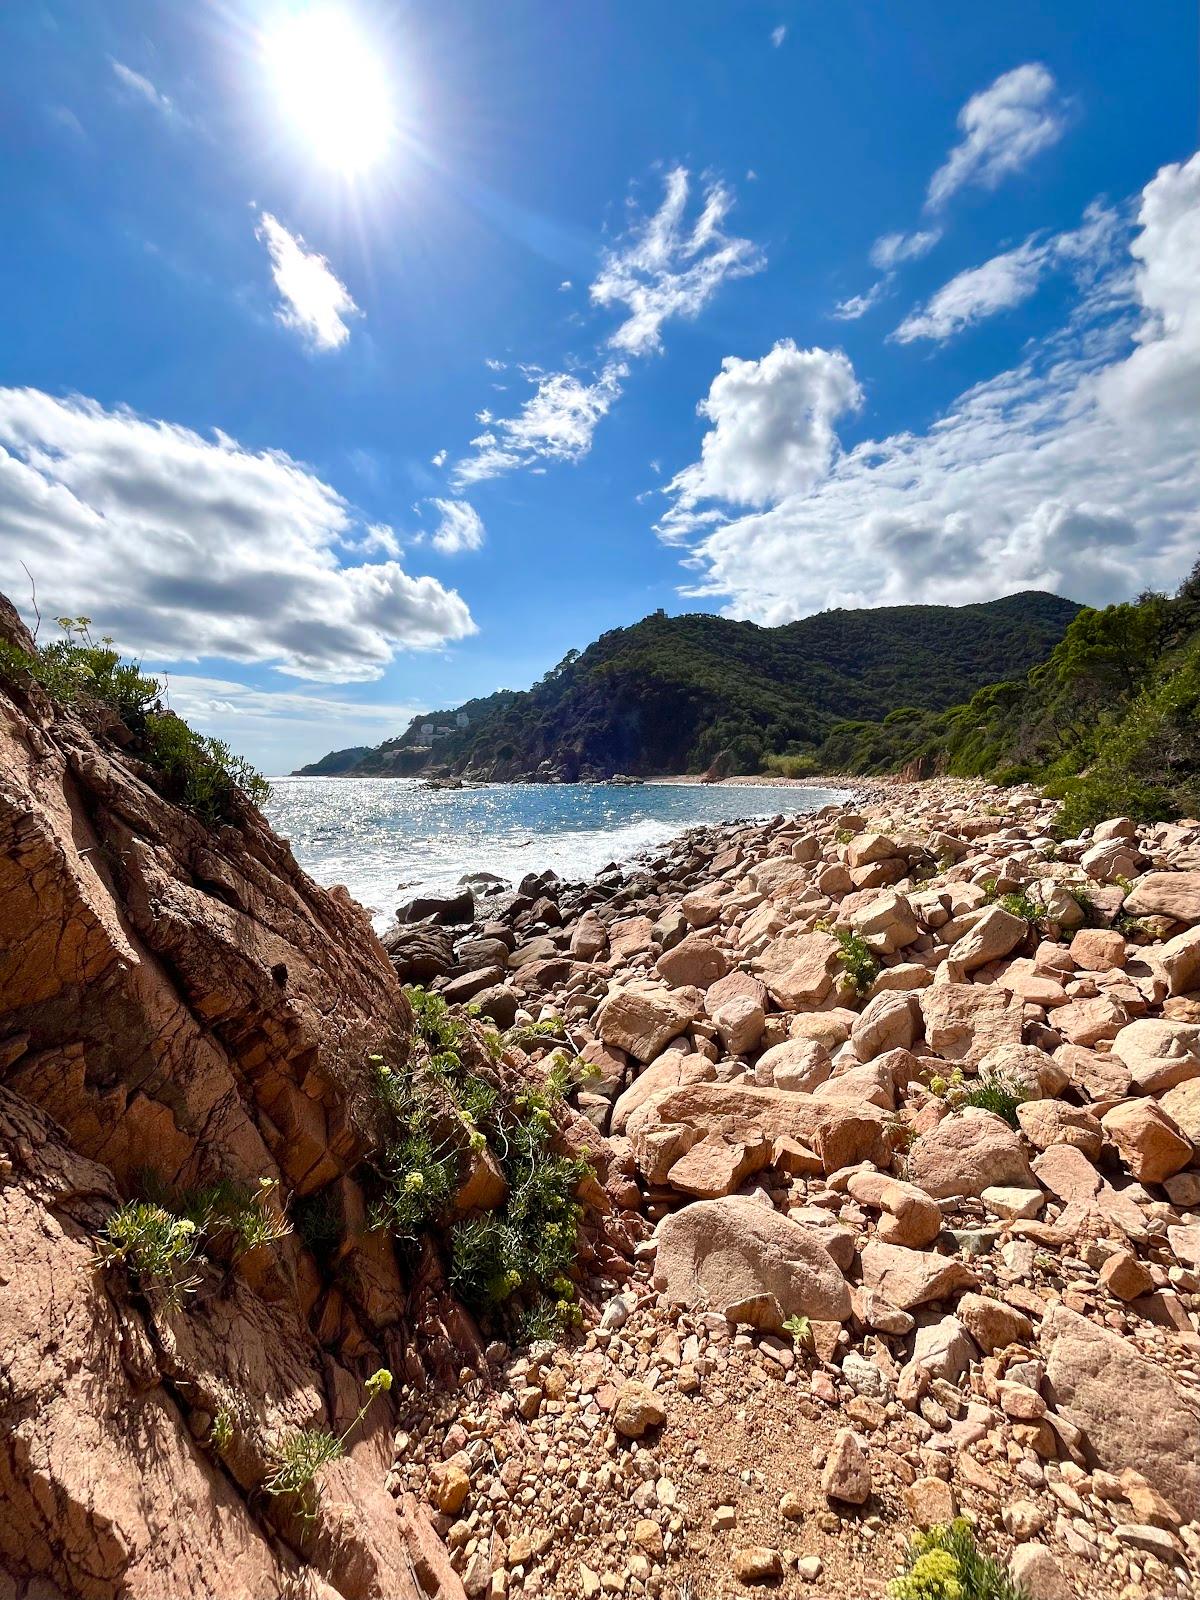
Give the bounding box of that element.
[255,212,361,351]
[453,362,627,486]
[927,63,1067,209]
[659,155,1200,621]
[893,200,1122,343]
[110,59,181,122]
[661,342,862,528]
[0,389,475,680]
[591,167,764,357]
[429,498,486,554]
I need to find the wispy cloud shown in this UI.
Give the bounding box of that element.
[771,25,787,47]
[835,65,1068,317]
[893,200,1121,343]
[660,155,1200,622]
[255,212,361,352]
[429,498,486,554]
[454,364,627,487]
[591,167,764,357]
[110,59,182,124]
[0,389,475,681]
[927,62,1067,209]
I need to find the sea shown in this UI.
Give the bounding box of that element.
[264,777,849,931]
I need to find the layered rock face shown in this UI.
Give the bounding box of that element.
[0,597,459,1599]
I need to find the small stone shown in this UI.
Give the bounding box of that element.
[612,1381,666,1438]
[796,1555,823,1582]
[633,1518,663,1559]
[732,1546,784,1584]
[821,1428,871,1505]
[1004,1500,1047,1540]
[779,1491,805,1520]
[1010,1543,1072,1600]
[904,1476,955,1529]
[1098,1250,1154,1302]
[712,1504,737,1531]
[435,1462,471,1515]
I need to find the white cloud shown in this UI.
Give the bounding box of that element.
[558,280,573,292]
[659,155,1200,622]
[590,167,764,357]
[893,201,1121,343]
[870,229,942,270]
[453,362,627,486]
[255,212,361,351]
[431,448,447,468]
[662,341,862,525]
[832,280,891,321]
[771,25,787,47]
[927,63,1066,209]
[0,389,475,680]
[110,59,181,122]
[428,498,486,554]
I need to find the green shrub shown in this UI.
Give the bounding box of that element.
[1049,772,1176,838]
[835,929,880,997]
[96,1200,201,1307]
[210,1406,235,1452]
[996,891,1038,922]
[888,1519,1027,1600]
[0,617,269,823]
[958,1077,1027,1129]
[264,1368,392,1511]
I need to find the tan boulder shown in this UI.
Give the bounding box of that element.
[1069,927,1127,971]
[1123,871,1200,926]
[1110,1018,1200,1094]
[947,905,1027,976]
[858,1241,977,1311]
[570,911,609,960]
[755,1037,831,1092]
[1016,1100,1103,1160]
[1043,1305,1200,1520]
[705,969,768,1015]
[1159,924,1200,997]
[666,1129,772,1198]
[680,885,724,929]
[850,990,921,1061]
[1032,1143,1148,1239]
[609,914,655,960]
[920,982,1024,1065]
[713,994,766,1055]
[978,1043,1068,1100]
[846,1171,942,1247]
[756,931,841,1010]
[1052,994,1128,1047]
[907,1108,1035,1199]
[1159,1077,1200,1145]
[846,832,899,867]
[612,1381,666,1438]
[957,1291,1034,1353]
[610,1051,715,1135]
[1098,1250,1154,1301]
[813,1060,896,1111]
[655,935,729,990]
[850,891,919,955]
[1056,1043,1131,1102]
[653,1195,851,1330]
[788,1008,857,1050]
[594,983,699,1063]
[1101,1098,1192,1184]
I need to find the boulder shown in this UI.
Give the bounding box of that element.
[1043,1305,1200,1520]
[609,915,655,960]
[947,905,1027,975]
[850,990,920,1061]
[593,984,699,1064]
[655,935,729,990]
[846,1171,942,1247]
[653,1195,851,1330]
[978,1043,1068,1100]
[713,994,766,1055]
[957,1292,1034,1353]
[612,1382,666,1438]
[610,1051,715,1135]
[858,1241,978,1310]
[920,983,1024,1065]
[1016,1100,1104,1160]
[906,1315,976,1383]
[1123,871,1200,926]
[399,887,474,925]
[680,885,724,929]
[570,912,609,960]
[755,1038,831,1092]
[1101,1098,1192,1184]
[907,1108,1035,1199]
[665,1130,772,1198]
[705,969,768,1016]
[1051,994,1127,1047]
[1159,924,1200,996]
[1159,1077,1200,1145]
[850,892,919,955]
[756,932,842,1010]
[1110,1019,1200,1094]
[1069,927,1127,971]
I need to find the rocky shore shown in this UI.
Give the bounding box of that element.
[382,777,1200,1600]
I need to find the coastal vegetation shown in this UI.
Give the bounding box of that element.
[301,591,1079,780]
[811,561,1200,830]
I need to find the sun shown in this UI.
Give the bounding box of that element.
[264,6,394,175]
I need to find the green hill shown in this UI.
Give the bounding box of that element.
[812,562,1200,833]
[315,591,1081,780]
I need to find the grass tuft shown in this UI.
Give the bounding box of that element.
[888,1519,1028,1600]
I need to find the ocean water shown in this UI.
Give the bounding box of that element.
[264,778,848,929]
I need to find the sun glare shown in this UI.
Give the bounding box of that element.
[264,7,394,175]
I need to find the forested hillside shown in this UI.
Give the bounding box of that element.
[307,591,1079,779]
[812,562,1200,832]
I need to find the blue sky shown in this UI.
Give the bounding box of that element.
[2,1,1197,772]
